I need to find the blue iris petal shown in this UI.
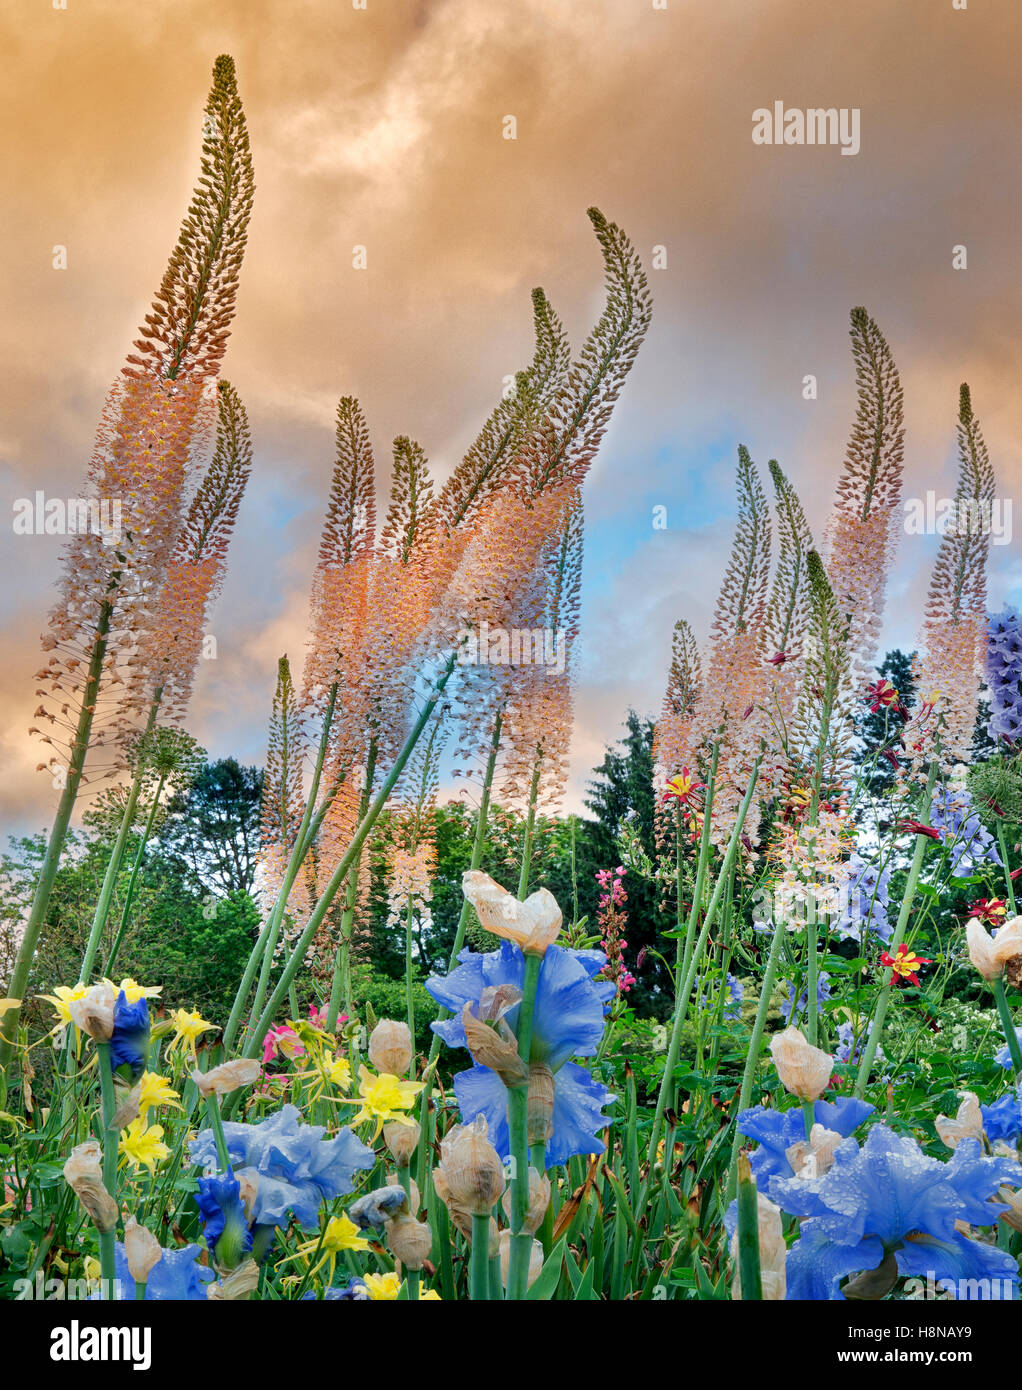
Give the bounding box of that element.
[195,1166,253,1261]
[112,1242,214,1300]
[785,1225,886,1301]
[109,992,149,1079]
[894,1231,1018,1298]
[451,1060,614,1165]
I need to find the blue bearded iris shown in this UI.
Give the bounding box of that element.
[110,992,149,1079]
[109,1242,213,1300]
[769,1125,1022,1300]
[195,1166,254,1266]
[737,1096,874,1184]
[980,1089,1022,1144]
[189,1104,374,1231]
[426,940,616,1166]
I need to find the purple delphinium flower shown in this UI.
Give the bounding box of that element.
[781,972,831,1026]
[929,786,1002,877]
[833,856,893,945]
[986,608,1022,744]
[723,973,744,1022]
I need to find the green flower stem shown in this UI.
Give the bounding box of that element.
[644,757,762,1180]
[735,1153,762,1301]
[206,1095,231,1169]
[417,711,503,1192]
[406,1269,420,1301]
[327,738,379,1031]
[680,744,719,988]
[488,1255,503,1301]
[854,763,938,1098]
[517,754,543,898]
[134,1282,147,1301]
[507,950,542,1301]
[992,975,1022,1077]
[998,821,1017,917]
[470,1213,491,1301]
[79,691,162,986]
[223,685,338,1054]
[103,769,167,979]
[0,599,113,1072]
[725,917,785,1204]
[404,896,416,1054]
[96,1040,119,1298]
[242,656,458,1060]
[801,1099,815,1141]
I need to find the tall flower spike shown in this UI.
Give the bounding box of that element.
[258,657,310,916]
[688,446,772,849]
[765,461,814,724]
[653,618,702,853]
[788,550,855,791]
[904,384,996,772]
[825,307,905,682]
[517,208,652,500]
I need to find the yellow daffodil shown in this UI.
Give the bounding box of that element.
[137,1071,181,1117]
[107,977,162,1004]
[119,1118,170,1174]
[362,1271,401,1301]
[166,1008,217,1058]
[38,984,90,1030]
[285,1214,371,1284]
[344,1066,424,1138]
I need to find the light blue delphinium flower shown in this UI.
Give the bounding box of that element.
[110,992,150,1079]
[781,972,831,1026]
[426,940,616,1166]
[995,1027,1022,1069]
[770,1126,1022,1300]
[929,786,1002,877]
[723,973,744,1021]
[189,1104,374,1231]
[737,1096,874,1185]
[833,856,893,945]
[986,608,1022,743]
[108,1242,214,1300]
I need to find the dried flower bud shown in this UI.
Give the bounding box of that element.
[208,1257,260,1300]
[499,1230,543,1289]
[967,916,1022,982]
[368,1019,413,1077]
[68,982,117,1042]
[729,1192,786,1301]
[998,1187,1022,1235]
[784,1123,842,1179]
[462,871,562,956]
[384,1120,421,1168]
[63,1140,118,1233]
[192,1058,262,1099]
[385,1213,432,1270]
[935,1092,985,1150]
[123,1216,161,1284]
[111,1083,141,1132]
[526,1065,555,1145]
[769,1026,833,1101]
[437,1115,506,1216]
[461,1004,529,1087]
[501,1166,550,1236]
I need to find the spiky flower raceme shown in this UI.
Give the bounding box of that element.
[985,608,1022,744]
[652,619,702,852]
[824,308,905,684]
[904,385,995,773]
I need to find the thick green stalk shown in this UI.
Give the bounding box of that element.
[725,918,786,1204]
[223,684,337,1053]
[679,745,719,986]
[506,951,542,1301]
[644,758,762,1176]
[992,975,1022,1077]
[79,692,162,985]
[242,657,457,1058]
[854,763,938,1097]
[96,1040,119,1297]
[735,1153,763,1300]
[1,600,114,1071]
[404,896,416,1050]
[326,738,377,1031]
[517,753,543,898]
[470,1213,491,1301]
[417,711,503,1192]
[103,769,166,979]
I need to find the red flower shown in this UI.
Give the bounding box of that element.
[867,679,909,718]
[897,819,941,840]
[967,897,1009,928]
[879,943,931,988]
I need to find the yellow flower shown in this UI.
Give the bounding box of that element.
[38,984,89,1029]
[324,1055,351,1092]
[362,1271,401,1301]
[106,977,162,1004]
[119,1118,170,1174]
[286,1213,371,1283]
[345,1066,424,1138]
[420,1288,441,1300]
[137,1071,181,1118]
[166,1008,217,1058]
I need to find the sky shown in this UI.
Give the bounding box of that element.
[1,0,1020,840]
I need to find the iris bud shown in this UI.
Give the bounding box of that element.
[63,1140,118,1233]
[769,1026,833,1101]
[368,1019,413,1077]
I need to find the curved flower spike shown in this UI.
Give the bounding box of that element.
[966,916,1022,981]
[462,870,562,956]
